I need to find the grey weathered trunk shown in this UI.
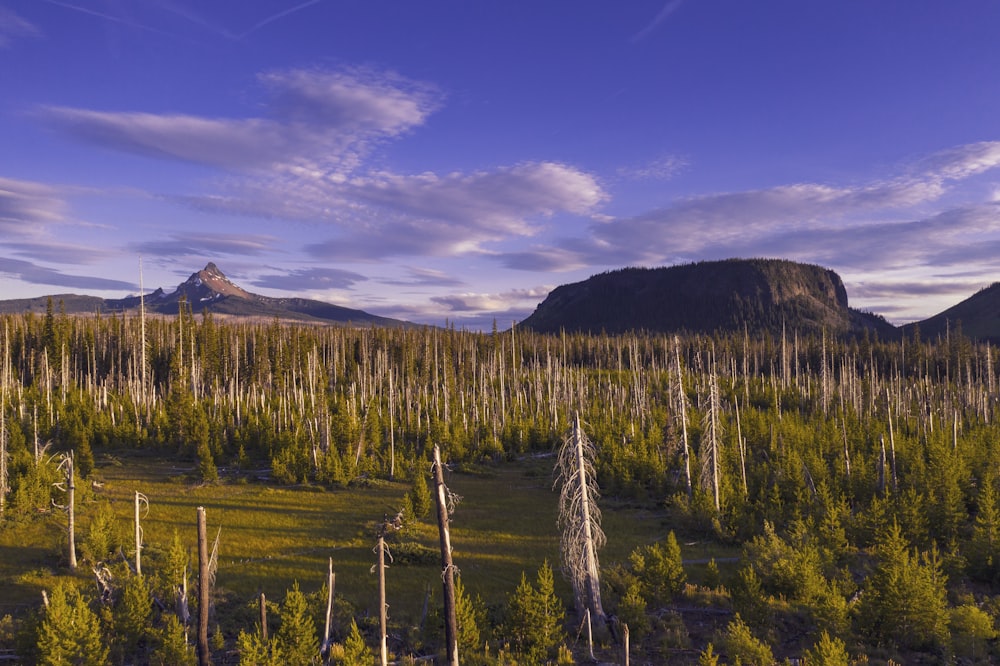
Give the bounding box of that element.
[67,453,77,571]
[134,491,145,576]
[197,506,210,666]
[673,337,692,499]
[377,532,388,666]
[555,413,606,628]
[432,445,459,666]
[259,592,267,642]
[322,558,335,657]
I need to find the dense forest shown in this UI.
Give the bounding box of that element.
[2,297,1000,664]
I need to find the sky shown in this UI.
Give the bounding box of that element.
[2,1,1000,330]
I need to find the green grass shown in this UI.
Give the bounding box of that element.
[1,452,738,629]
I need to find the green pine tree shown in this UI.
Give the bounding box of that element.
[717,613,774,666]
[698,642,720,666]
[112,574,152,662]
[454,575,485,656]
[151,613,197,666]
[237,626,281,666]
[409,469,432,520]
[337,619,372,666]
[803,630,849,666]
[855,520,949,650]
[631,530,686,603]
[36,582,109,666]
[275,581,318,665]
[505,560,565,663]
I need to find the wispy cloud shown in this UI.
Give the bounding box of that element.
[35,64,609,266]
[5,240,115,265]
[154,0,323,40]
[295,162,606,260]
[41,66,441,171]
[129,232,281,258]
[431,286,552,313]
[503,142,1000,274]
[0,177,68,229]
[631,0,684,43]
[0,7,40,47]
[616,154,688,181]
[380,267,464,288]
[375,286,548,329]
[250,266,367,291]
[41,0,173,37]
[232,0,323,39]
[0,256,134,291]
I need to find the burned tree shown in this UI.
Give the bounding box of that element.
[554,412,606,628]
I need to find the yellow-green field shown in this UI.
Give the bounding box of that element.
[1,452,735,632]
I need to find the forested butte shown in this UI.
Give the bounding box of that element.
[2,299,1000,664]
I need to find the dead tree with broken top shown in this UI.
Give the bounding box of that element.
[554,412,606,630]
[53,452,77,571]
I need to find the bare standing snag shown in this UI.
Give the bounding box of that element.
[555,412,606,629]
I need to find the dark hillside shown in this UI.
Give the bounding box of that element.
[519,258,898,338]
[903,281,1000,343]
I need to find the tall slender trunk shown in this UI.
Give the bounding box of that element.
[377,532,388,666]
[259,592,268,642]
[322,558,335,657]
[673,337,692,499]
[433,445,459,666]
[134,491,144,576]
[67,453,77,571]
[197,507,210,666]
[573,416,602,615]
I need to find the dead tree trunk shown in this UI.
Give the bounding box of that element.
[259,592,267,642]
[673,337,693,499]
[701,365,722,513]
[68,455,76,570]
[555,413,606,629]
[134,491,147,576]
[432,445,459,666]
[56,453,78,571]
[377,531,388,666]
[322,558,335,658]
[197,506,210,666]
[623,622,630,666]
[0,352,7,518]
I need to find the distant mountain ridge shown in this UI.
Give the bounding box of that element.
[902,281,1000,343]
[518,259,899,338]
[6,259,1000,341]
[0,263,410,328]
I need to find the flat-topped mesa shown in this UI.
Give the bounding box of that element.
[519,258,897,339]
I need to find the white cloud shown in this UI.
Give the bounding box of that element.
[510,144,1000,273]
[431,286,552,313]
[0,177,68,229]
[918,141,1000,181]
[185,161,607,260]
[129,232,281,258]
[42,66,441,171]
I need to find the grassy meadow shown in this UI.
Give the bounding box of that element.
[0,449,732,650]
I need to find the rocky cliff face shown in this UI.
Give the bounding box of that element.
[519,258,896,338]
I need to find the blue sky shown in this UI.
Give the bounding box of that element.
[2,1,1000,329]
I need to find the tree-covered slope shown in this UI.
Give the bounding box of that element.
[904,281,1000,343]
[519,258,898,338]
